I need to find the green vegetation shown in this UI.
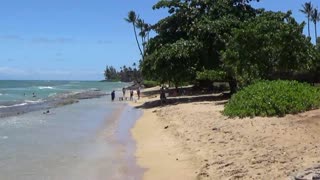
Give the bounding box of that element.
[104,65,142,83]
[196,70,227,82]
[125,0,320,93]
[143,80,159,88]
[123,1,320,117]
[224,80,320,117]
[300,2,313,37]
[222,11,319,87]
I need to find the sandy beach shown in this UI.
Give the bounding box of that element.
[131,88,320,179]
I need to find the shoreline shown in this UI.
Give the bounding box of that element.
[130,88,320,179]
[129,90,198,180]
[0,96,144,180]
[111,103,144,180]
[131,106,197,180]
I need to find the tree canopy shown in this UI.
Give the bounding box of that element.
[126,0,320,92]
[222,11,318,86]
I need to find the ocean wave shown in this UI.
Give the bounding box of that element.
[48,93,57,97]
[0,102,28,108]
[38,86,54,90]
[25,99,43,104]
[0,89,107,118]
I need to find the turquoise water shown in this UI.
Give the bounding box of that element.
[0,80,130,117]
[0,80,126,105]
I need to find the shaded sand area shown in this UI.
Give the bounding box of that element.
[131,87,320,179]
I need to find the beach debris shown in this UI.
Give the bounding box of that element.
[289,164,320,180]
[212,127,219,131]
[164,125,169,129]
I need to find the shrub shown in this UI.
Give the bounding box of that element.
[143,80,159,88]
[223,80,320,118]
[196,70,227,81]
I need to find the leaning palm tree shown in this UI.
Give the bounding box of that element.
[136,18,146,52]
[300,2,313,37]
[311,8,320,43]
[125,11,143,59]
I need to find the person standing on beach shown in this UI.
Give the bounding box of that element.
[160,87,166,105]
[111,90,115,101]
[137,87,140,100]
[122,87,126,97]
[130,89,133,101]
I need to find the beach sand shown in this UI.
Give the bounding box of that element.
[131,88,320,179]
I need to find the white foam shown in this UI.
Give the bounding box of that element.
[38,86,54,90]
[0,103,28,108]
[48,93,57,97]
[25,99,43,104]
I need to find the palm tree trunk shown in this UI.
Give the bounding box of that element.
[141,34,145,53]
[132,23,144,60]
[315,22,318,44]
[308,18,311,37]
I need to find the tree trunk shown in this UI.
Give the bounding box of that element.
[229,79,238,94]
[132,23,144,60]
[308,18,311,37]
[315,22,318,43]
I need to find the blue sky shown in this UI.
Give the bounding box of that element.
[0,0,318,80]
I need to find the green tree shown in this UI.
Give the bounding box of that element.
[300,2,313,37]
[222,11,317,87]
[311,7,320,42]
[104,66,119,81]
[142,0,258,91]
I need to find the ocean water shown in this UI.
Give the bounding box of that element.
[0,81,142,179]
[0,80,129,117]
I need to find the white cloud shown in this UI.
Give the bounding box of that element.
[0,67,28,75]
[0,66,103,80]
[32,37,75,44]
[0,35,23,40]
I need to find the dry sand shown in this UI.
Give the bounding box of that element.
[131,88,320,180]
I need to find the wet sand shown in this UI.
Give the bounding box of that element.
[131,89,320,179]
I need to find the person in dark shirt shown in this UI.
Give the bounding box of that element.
[130,89,133,101]
[160,87,166,104]
[111,90,115,101]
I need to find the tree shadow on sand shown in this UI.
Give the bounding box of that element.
[135,92,230,109]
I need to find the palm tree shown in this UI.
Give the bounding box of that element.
[311,8,320,43]
[125,11,143,59]
[300,2,313,37]
[136,18,146,52]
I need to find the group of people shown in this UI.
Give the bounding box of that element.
[110,87,140,102]
[110,86,168,105]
